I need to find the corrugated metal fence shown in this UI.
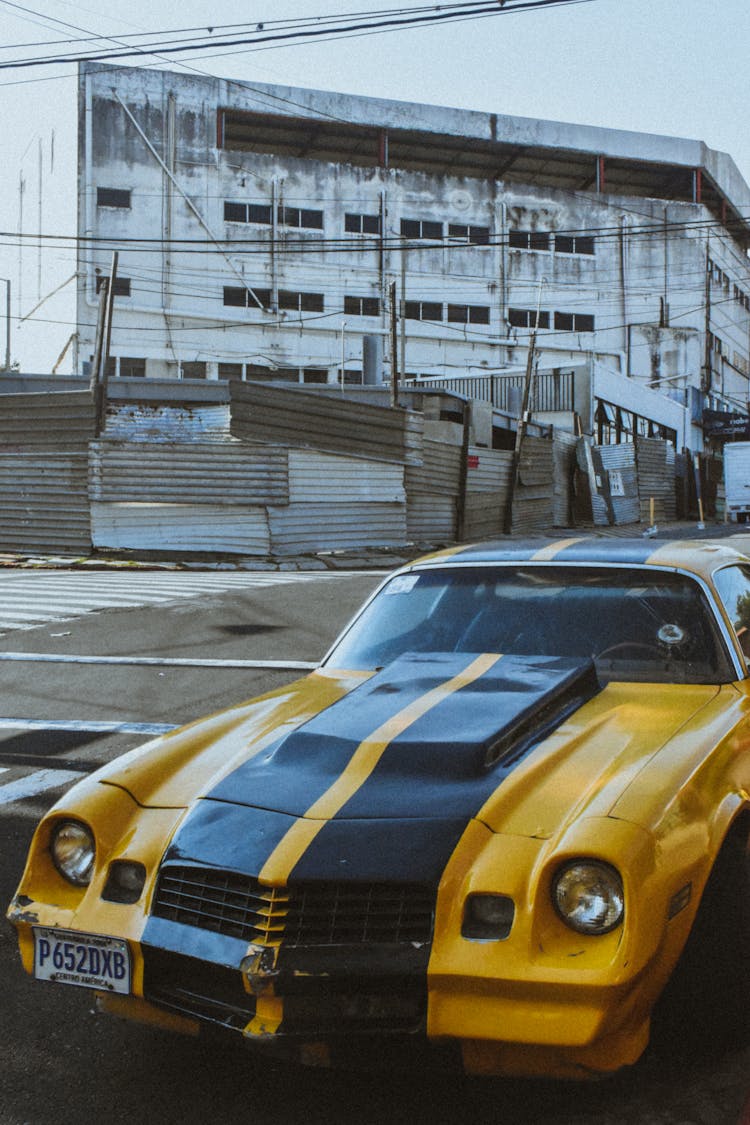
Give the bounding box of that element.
[0,391,94,553]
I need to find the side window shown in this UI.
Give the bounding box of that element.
[713,566,750,661]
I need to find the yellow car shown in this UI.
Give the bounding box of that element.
[7,539,750,1079]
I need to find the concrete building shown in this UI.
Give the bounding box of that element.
[61,63,750,449]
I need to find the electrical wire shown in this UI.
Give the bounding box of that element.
[0,0,598,70]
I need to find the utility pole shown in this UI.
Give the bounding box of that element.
[504,278,545,534]
[389,280,399,407]
[0,278,10,371]
[91,251,118,436]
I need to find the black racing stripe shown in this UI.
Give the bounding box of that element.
[286,657,599,883]
[552,539,658,565]
[206,654,481,816]
[289,816,470,883]
[336,656,593,820]
[158,801,296,875]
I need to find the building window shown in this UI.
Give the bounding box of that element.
[278,206,324,230]
[447,224,490,245]
[400,218,443,240]
[119,357,146,378]
[279,290,324,313]
[447,303,490,325]
[219,363,244,381]
[97,187,131,209]
[303,369,329,384]
[223,286,271,308]
[508,230,551,251]
[554,311,595,332]
[404,300,443,321]
[96,275,131,297]
[508,307,550,329]
[224,201,272,224]
[345,213,381,235]
[555,234,595,255]
[182,362,207,380]
[344,295,381,317]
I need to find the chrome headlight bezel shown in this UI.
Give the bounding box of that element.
[552,859,624,935]
[50,820,96,887]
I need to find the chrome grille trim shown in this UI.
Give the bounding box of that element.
[152,864,434,947]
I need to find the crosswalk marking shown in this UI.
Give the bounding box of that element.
[0,767,86,806]
[0,568,375,633]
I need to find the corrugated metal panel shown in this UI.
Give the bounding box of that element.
[231,382,423,465]
[269,503,407,554]
[405,440,462,495]
[466,447,513,493]
[0,391,95,449]
[90,502,270,555]
[89,441,288,505]
[599,443,640,525]
[552,431,577,527]
[288,450,405,503]
[463,494,504,541]
[0,453,90,553]
[511,437,554,533]
[406,495,456,542]
[104,402,231,443]
[636,437,676,522]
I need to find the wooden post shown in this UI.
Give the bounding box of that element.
[389,280,399,407]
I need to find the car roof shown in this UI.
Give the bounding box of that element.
[412,538,750,584]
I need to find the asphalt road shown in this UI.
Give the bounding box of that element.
[0,567,748,1125]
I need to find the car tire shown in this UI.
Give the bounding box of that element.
[649,823,750,1060]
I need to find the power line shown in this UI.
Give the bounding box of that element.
[0,0,598,70]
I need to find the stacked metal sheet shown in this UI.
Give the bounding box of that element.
[230,382,424,465]
[635,437,676,522]
[405,438,461,543]
[0,390,95,553]
[511,437,554,534]
[463,447,512,540]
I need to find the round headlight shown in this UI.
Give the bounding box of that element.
[552,861,624,935]
[50,820,95,886]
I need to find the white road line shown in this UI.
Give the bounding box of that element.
[0,768,86,806]
[0,652,317,670]
[0,718,176,734]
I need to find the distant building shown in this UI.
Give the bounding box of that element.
[68,62,750,450]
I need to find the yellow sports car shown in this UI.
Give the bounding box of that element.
[7,539,750,1079]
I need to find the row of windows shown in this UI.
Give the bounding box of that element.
[708,259,750,310]
[97,188,595,257]
[224,203,490,244]
[509,230,595,255]
[95,275,594,333]
[508,307,596,333]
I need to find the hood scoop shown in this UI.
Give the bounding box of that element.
[205,653,601,821]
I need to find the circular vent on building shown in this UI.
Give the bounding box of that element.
[450,190,473,212]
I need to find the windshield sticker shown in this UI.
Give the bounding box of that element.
[385,575,420,595]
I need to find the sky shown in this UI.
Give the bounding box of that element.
[1,0,749,370]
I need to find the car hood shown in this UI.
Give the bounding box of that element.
[153,653,721,884]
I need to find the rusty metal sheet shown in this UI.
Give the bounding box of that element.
[231,382,424,465]
[406,494,456,543]
[0,452,90,553]
[0,391,95,450]
[104,402,231,442]
[90,502,270,555]
[89,441,288,505]
[466,447,513,493]
[405,440,462,496]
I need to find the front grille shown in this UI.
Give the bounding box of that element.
[152,865,434,947]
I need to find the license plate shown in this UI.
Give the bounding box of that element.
[33,928,131,994]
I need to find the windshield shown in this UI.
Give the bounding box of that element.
[326,565,734,684]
